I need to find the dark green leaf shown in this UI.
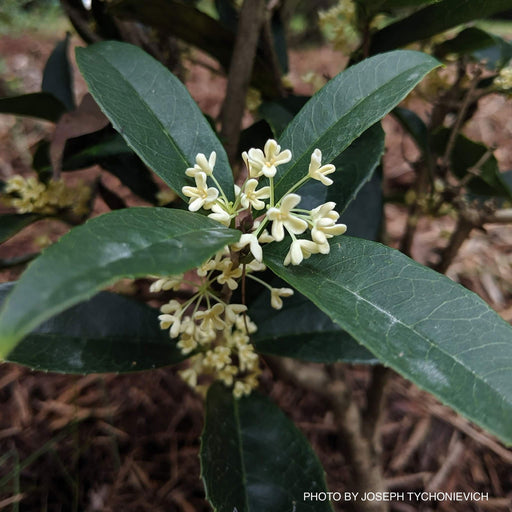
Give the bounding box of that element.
[201,383,332,512]
[34,128,160,203]
[109,0,281,97]
[76,41,234,200]
[265,237,512,445]
[339,171,383,241]
[42,33,75,111]
[434,27,512,70]
[0,284,184,373]
[0,207,240,358]
[215,0,238,29]
[275,51,440,200]
[251,291,377,363]
[431,129,512,199]
[370,0,512,54]
[271,11,289,73]
[377,0,437,9]
[0,214,42,244]
[298,123,385,214]
[392,107,429,153]
[0,92,67,122]
[258,95,310,138]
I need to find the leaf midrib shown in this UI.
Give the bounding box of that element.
[80,47,191,195]
[315,266,507,408]
[266,254,510,434]
[233,398,250,512]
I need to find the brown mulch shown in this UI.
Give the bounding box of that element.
[1,28,512,512]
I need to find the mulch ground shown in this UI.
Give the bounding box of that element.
[1,27,512,512]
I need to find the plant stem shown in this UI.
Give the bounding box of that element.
[434,214,475,274]
[220,0,267,164]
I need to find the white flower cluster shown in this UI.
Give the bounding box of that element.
[494,66,512,91]
[153,139,347,398]
[182,139,347,266]
[2,175,91,216]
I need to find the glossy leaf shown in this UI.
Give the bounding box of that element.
[76,41,234,200]
[0,284,184,373]
[0,92,67,122]
[431,129,512,199]
[0,214,42,244]
[201,383,332,512]
[339,171,383,241]
[258,95,310,138]
[274,51,440,200]
[251,291,377,363]
[434,27,512,70]
[370,0,512,54]
[265,237,512,445]
[42,33,75,111]
[0,207,240,358]
[109,0,281,97]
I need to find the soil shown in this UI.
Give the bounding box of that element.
[1,27,512,512]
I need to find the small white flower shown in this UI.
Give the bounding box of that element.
[233,380,252,399]
[232,233,263,262]
[225,304,247,326]
[243,139,292,178]
[266,193,308,241]
[308,149,335,186]
[217,260,243,290]
[270,287,294,309]
[284,239,320,266]
[179,368,198,387]
[240,179,270,210]
[185,151,216,177]
[150,275,183,293]
[159,313,182,338]
[195,303,225,331]
[177,333,198,355]
[310,202,347,244]
[208,203,232,226]
[182,172,219,211]
[237,343,258,371]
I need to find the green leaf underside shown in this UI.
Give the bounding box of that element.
[201,383,332,512]
[75,41,234,201]
[251,291,377,363]
[42,34,75,111]
[0,284,184,373]
[264,237,512,445]
[297,124,385,213]
[0,92,67,122]
[0,214,42,244]
[275,50,440,199]
[0,208,240,359]
[370,0,512,54]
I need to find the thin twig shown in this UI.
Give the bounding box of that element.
[441,67,482,170]
[425,432,466,491]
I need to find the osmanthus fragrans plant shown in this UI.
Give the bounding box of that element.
[1,41,512,510]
